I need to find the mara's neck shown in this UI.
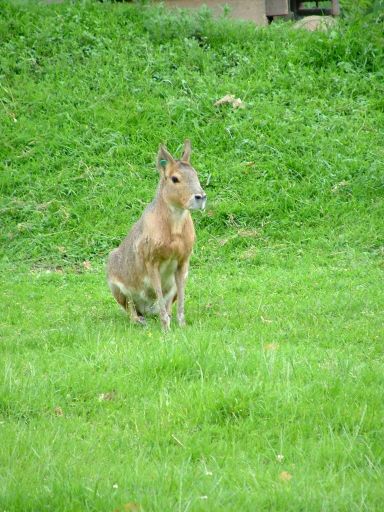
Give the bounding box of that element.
[155,185,189,235]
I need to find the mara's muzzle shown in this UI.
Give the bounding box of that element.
[189,193,207,210]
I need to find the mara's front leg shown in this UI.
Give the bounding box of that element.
[147,264,171,331]
[175,259,189,327]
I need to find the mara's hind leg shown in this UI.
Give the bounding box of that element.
[110,283,127,309]
[109,281,146,326]
[127,300,146,326]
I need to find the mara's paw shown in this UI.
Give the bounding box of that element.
[136,315,147,326]
[161,313,171,331]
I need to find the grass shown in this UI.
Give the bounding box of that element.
[2,257,384,511]
[1,0,384,510]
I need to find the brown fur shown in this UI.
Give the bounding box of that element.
[107,140,206,330]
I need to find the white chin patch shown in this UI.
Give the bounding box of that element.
[189,197,206,210]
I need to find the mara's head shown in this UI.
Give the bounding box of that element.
[156,140,206,211]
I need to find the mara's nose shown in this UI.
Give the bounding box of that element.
[195,194,207,201]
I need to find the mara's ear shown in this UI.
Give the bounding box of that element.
[181,139,192,163]
[156,144,175,173]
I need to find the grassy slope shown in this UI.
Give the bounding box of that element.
[1,0,383,265]
[1,1,384,511]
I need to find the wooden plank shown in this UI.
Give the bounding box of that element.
[331,0,341,16]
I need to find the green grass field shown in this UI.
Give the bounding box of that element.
[1,1,383,510]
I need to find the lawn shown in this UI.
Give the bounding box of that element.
[1,1,383,510]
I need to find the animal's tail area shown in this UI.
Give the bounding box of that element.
[109,281,127,311]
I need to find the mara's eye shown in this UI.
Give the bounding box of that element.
[171,176,180,184]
